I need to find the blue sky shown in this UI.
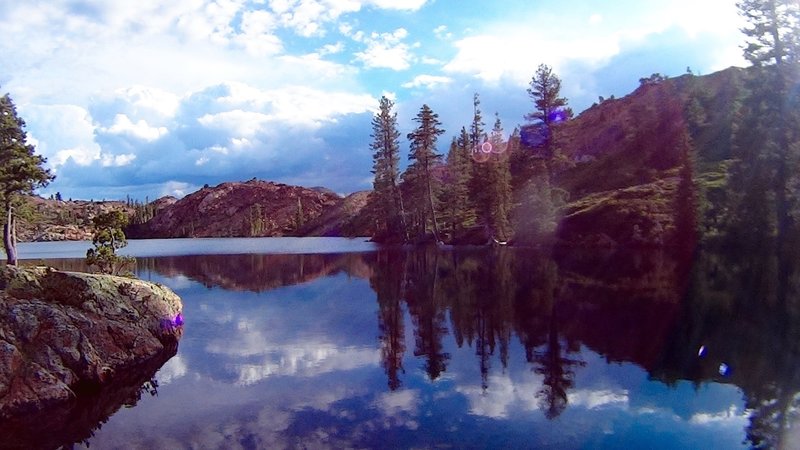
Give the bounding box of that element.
[0,0,746,200]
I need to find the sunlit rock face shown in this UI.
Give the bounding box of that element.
[0,266,183,419]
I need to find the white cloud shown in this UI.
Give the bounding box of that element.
[354,28,415,70]
[567,389,629,409]
[103,114,169,142]
[689,405,748,426]
[433,24,452,40]
[456,373,541,419]
[368,0,427,10]
[268,0,428,38]
[444,30,620,85]
[236,9,284,55]
[233,343,380,384]
[372,390,421,429]
[443,0,744,86]
[101,153,137,167]
[161,181,198,198]
[157,355,188,384]
[319,42,345,55]
[21,104,101,167]
[401,74,453,89]
[421,56,443,65]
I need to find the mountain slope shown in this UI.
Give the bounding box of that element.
[126,179,341,239]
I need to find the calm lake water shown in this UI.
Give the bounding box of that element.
[11,238,800,449]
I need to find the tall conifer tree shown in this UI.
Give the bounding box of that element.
[0,92,54,264]
[404,104,445,241]
[487,115,513,241]
[525,64,573,157]
[731,0,800,243]
[370,96,407,240]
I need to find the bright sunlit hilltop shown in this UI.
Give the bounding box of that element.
[0,0,745,200]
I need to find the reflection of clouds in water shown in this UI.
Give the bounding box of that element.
[161,274,194,290]
[456,373,542,418]
[202,314,379,384]
[456,373,630,419]
[156,355,188,385]
[568,389,629,409]
[234,344,380,385]
[372,390,420,430]
[689,405,748,426]
[199,303,235,324]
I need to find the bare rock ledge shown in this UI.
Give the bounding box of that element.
[0,266,183,420]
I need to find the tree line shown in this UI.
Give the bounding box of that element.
[368,63,572,245]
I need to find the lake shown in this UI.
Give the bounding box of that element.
[9,237,800,449]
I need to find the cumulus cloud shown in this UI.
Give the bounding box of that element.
[21,104,101,167]
[268,0,428,37]
[401,74,453,89]
[443,0,744,87]
[689,405,748,426]
[27,80,376,199]
[354,28,415,70]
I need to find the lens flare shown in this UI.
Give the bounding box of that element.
[472,145,490,163]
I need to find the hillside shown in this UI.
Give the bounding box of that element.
[8,66,759,246]
[13,197,135,242]
[543,67,746,247]
[125,179,343,238]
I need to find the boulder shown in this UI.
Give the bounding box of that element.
[0,266,183,420]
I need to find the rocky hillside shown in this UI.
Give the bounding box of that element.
[126,179,343,238]
[299,190,374,237]
[15,197,135,242]
[544,67,746,246]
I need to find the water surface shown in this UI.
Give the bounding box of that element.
[13,238,800,449]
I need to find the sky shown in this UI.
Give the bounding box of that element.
[0,0,747,200]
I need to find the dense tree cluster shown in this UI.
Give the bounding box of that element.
[368,65,571,245]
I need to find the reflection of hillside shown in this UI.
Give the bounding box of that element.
[141,253,372,292]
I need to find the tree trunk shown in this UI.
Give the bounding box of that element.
[3,204,17,265]
[395,187,410,242]
[426,175,441,243]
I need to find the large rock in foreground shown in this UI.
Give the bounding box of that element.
[0,266,183,420]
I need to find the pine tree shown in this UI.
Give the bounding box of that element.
[468,93,491,232]
[525,64,573,157]
[370,96,408,241]
[731,0,800,243]
[513,65,572,244]
[442,128,475,237]
[0,92,54,264]
[487,115,513,242]
[403,104,445,241]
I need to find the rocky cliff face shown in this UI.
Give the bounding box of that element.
[0,266,183,421]
[299,190,374,237]
[126,179,343,238]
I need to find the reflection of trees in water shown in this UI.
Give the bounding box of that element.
[405,249,450,380]
[652,235,800,449]
[370,249,407,390]
[371,245,692,419]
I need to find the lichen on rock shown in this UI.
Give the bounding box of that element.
[0,265,183,420]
